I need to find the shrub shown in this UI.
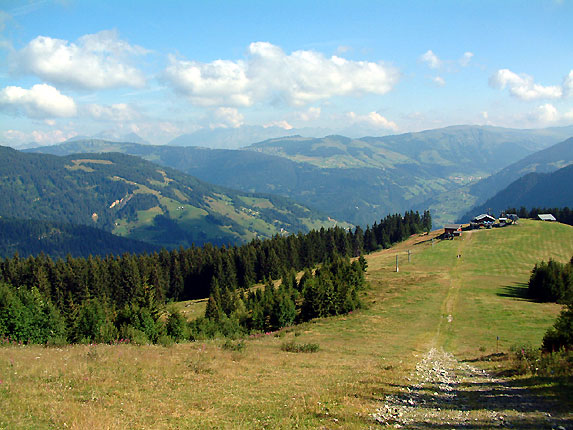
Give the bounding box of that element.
[157,334,175,347]
[120,326,149,345]
[221,339,246,352]
[542,304,573,352]
[71,298,117,344]
[280,340,319,353]
[512,343,573,377]
[0,283,66,344]
[166,310,188,341]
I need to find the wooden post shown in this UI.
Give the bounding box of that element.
[408,249,411,263]
[396,254,399,272]
[431,238,434,248]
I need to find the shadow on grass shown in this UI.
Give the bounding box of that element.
[372,359,573,429]
[497,282,533,301]
[461,352,508,363]
[376,377,572,428]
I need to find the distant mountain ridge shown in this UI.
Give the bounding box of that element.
[26,125,573,227]
[459,163,573,221]
[468,137,573,202]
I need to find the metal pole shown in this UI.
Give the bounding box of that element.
[396,254,399,272]
[408,249,411,263]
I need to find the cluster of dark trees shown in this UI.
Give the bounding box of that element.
[504,207,573,226]
[197,256,366,337]
[0,211,430,344]
[528,257,573,303]
[526,255,573,352]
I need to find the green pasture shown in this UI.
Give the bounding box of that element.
[1,219,571,429]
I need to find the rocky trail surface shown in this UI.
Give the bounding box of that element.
[372,348,571,429]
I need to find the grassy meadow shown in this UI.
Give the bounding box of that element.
[1,219,572,429]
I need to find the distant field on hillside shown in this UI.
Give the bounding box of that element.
[1,219,571,429]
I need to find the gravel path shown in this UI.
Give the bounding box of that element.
[372,348,571,429]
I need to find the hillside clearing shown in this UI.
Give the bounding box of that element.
[0,220,572,429]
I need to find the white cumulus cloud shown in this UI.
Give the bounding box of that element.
[535,103,560,122]
[263,120,293,130]
[297,107,321,121]
[83,103,140,122]
[211,107,244,128]
[433,76,446,87]
[459,52,474,67]
[163,42,399,107]
[13,30,147,90]
[0,84,77,118]
[3,128,77,145]
[489,69,563,100]
[347,111,398,131]
[420,50,441,69]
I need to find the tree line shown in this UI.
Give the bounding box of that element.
[0,210,430,345]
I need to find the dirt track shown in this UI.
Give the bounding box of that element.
[372,347,571,429]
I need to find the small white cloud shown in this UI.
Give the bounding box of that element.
[535,103,560,123]
[563,70,573,97]
[489,69,563,100]
[211,107,244,128]
[433,76,446,87]
[263,120,293,130]
[347,111,398,131]
[14,30,147,90]
[163,41,399,107]
[336,45,351,54]
[420,50,441,69]
[297,106,321,121]
[482,111,489,120]
[459,52,474,67]
[0,84,77,118]
[83,103,140,122]
[0,10,11,33]
[3,128,77,145]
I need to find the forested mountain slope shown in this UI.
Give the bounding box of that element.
[459,164,573,221]
[0,146,340,248]
[468,137,573,202]
[27,125,573,227]
[0,217,158,258]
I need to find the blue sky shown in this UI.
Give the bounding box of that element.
[0,0,572,146]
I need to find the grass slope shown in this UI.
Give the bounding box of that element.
[1,220,572,429]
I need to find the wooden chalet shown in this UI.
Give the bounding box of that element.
[444,224,463,237]
[471,214,496,228]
